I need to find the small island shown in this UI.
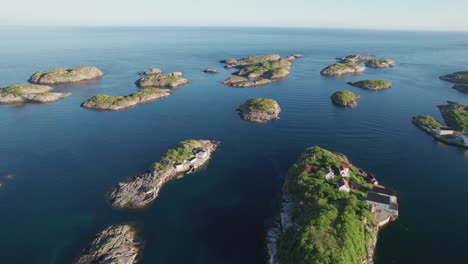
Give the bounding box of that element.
[29,66,104,84]
[331,90,361,108]
[439,71,468,84]
[109,140,220,208]
[138,68,163,75]
[337,54,373,63]
[267,146,398,264]
[237,98,281,123]
[220,54,302,88]
[320,62,366,76]
[203,68,220,74]
[453,84,468,94]
[76,224,140,264]
[365,58,396,68]
[0,84,72,104]
[347,80,393,90]
[412,101,468,149]
[135,72,190,88]
[81,88,171,111]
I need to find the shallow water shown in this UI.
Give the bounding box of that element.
[0,26,467,263]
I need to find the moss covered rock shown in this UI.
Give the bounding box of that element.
[331,90,361,108]
[29,66,104,84]
[337,54,373,63]
[238,98,281,123]
[135,73,190,88]
[320,63,365,76]
[138,68,163,75]
[0,84,72,104]
[440,71,468,84]
[365,58,396,68]
[347,80,393,90]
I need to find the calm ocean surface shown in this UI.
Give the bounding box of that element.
[0,26,467,264]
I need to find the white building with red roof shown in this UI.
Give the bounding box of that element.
[339,164,350,177]
[336,178,350,192]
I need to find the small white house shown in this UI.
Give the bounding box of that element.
[336,178,350,192]
[324,169,335,180]
[339,164,350,177]
[366,192,398,215]
[436,126,454,136]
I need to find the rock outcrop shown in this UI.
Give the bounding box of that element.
[76,224,139,264]
[29,66,104,84]
[220,54,302,88]
[347,80,393,90]
[320,63,365,76]
[237,98,281,123]
[109,140,220,208]
[365,58,396,68]
[453,84,468,94]
[0,84,72,104]
[81,88,171,111]
[203,68,220,74]
[331,90,361,108]
[337,54,373,63]
[135,72,190,88]
[139,68,163,75]
[440,71,468,84]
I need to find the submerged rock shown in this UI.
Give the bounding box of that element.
[347,80,393,90]
[139,68,163,75]
[81,88,171,111]
[320,63,365,76]
[0,84,72,104]
[109,140,220,208]
[76,224,139,264]
[365,58,396,68]
[440,71,468,84]
[331,90,361,108]
[238,98,281,123]
[29,66,104,84]
[337,54,373,63]
[135,73,190,88]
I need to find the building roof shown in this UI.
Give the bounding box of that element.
[371,186,396,196]
[339,164,349,170]
[366,191,390,205]
[438,126,454,131]
[337,178,350,188]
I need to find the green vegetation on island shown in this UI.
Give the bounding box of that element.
[320,63,365,76]
[331,90,361,108]
[276,146,373,264]
[438,101,468,132]
[244,98,278,113]
[439,71,468,84]
[412,115,443,129]
[238,98,281,123]
[152,140,206,171]
[364,58,395,68]
[135,73,190,88]
[453,84,468,94]
[0,84,72,104]
[347,80,392,90]
[29,66,104,84]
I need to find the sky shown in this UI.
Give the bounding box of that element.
[2,0,468,31]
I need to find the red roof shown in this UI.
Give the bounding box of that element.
[339,164,349,170]
[337,178,350,188]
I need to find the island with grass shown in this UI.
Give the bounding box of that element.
[220,54,302,88]
[439,71,468,84]
[320,62,366,76]
[0,84,72,104]
[453,84,468,94]
[135,72,190,88]
[267,146,398,264]
[29,66,104,84]
[336,54,373,64]
[365,58,395,68]
[412,102,468,149]
[237,98,281,123]
[109,140,220,208]
[81,88,171,111]
[76,224,140,264]
[138,68,163,75]
[347,80,393,90]
[331,90,361,108]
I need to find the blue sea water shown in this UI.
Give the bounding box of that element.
[0,26,467,264]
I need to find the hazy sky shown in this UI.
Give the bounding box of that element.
[2,0,468,31]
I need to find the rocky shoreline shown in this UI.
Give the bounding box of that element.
[135,71,190,88]
[29,66,104,84]
[320,62,366,76]
[331,90,361,108]
[336,54,373,64]
[109,140,220,208]
[237,98,281,123]
[439,71,468,84]
[76,224,140,264]
[365,58,396,68]
[0,84,72,104]
[81,88,171,111]
[412,115,468,149]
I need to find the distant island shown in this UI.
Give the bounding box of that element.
[29,66,104,84]
[453,84,468,94]
[135,71,190,88]
[320,62,365,76]
[331,90,361,108]
[109,140,220,208]
[220,54,303,88]
[0,84,72,104]
[336,54,374,64]
[237,98,281,123]
[365,58,396,68]
[76,224,139,264]
[203,68,220,74]
[439,71,468,84]
[412,101,468,149]
[267,146,398,264]
[347,80,393,90]
[81,88,171,111]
